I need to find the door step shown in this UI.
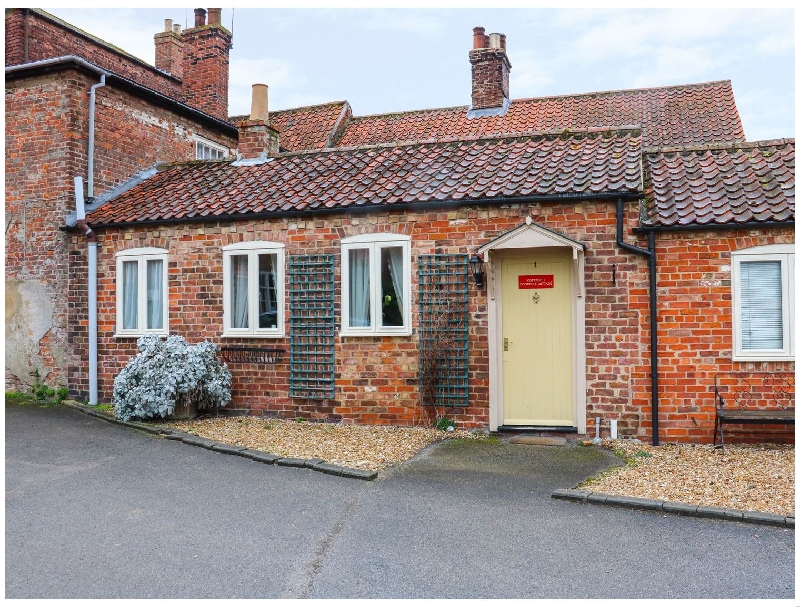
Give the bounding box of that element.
[497,425,578,433]
[508,436,567,446]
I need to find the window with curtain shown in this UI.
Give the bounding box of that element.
[223,241,285,337]
[732,245,794,361]
[115,248,169,337]
[341,234,411,335]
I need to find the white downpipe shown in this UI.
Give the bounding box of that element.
[87,74,106,199]
[75,176,98,405]
[87,243,98,405]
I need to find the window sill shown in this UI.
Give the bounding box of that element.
[114,331,168,339]
[222,332,285,339]
[339,329,413,338]
[732,353,795,363]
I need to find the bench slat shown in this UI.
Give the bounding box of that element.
[719,409,795,423]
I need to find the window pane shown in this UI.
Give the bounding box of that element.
[258,253,278,329]
[146,259,164,330]
[740,260,783,350]
[231,255,249,329]
[381,246,404,327]
[348,248,371,327]
[122,260,138,330]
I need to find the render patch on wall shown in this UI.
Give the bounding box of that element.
[5,279,58,387]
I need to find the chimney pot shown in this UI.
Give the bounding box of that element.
[194,8,207,27]
[208,8,222,25]
[164,18,172,33]
[500,34,506,50]
[173,23,181,34]
[472,26,486,49]
[489,33,501,49]
[250,83,269,122]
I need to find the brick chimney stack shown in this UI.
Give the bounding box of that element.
[181,8,232,121]
[237,84,280,160]
[468,26,511,114]
[154,18,184,79]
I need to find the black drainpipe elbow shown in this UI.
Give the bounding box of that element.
[615,198,660,446]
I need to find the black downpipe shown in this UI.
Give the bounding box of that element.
[615,198,659,446]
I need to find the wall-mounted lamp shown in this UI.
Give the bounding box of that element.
[469,253,485,288]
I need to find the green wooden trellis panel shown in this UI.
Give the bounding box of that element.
[418,254,469,407]
[288,255,335,399]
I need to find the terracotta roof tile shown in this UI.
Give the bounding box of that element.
[230,101,350,151]
[88,129,642,226]
[335,81,743,150]
[644,139,795,227]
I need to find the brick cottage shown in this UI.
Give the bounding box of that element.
[6,10,795,444]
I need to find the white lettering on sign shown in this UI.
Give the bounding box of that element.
[518,274,554,289]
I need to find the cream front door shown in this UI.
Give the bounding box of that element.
[501,251,573,426]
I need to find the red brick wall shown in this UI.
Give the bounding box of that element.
[91,84,237,195]
[6,9,232,121]
[67,202,794,441]
[69,200,659,432]
[5,9,183,100]
[181,24,232,122]
[634,228,795,443]
[5,70,85,389]
[6,66,236,391]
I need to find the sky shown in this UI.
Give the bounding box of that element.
[42,6,795,142]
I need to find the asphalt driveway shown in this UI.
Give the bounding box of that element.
[5,401,795,599]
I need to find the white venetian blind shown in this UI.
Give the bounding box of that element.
[739,260,783,350]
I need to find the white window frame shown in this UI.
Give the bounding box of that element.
[341,233,412,337]
[731,244,794,361]
[195,136,227,160]
[222,241,285,338]
[115,247,169,337]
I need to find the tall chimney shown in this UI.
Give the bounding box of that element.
[154,18,184,78]
[181,8,231,121]
[468,26,511,114]
[237,84,280,160]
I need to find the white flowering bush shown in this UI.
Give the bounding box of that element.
[113,334,232,421]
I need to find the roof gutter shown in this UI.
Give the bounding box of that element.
[634,220,795,233]
[616,198,660,446]
[73,190,645,230]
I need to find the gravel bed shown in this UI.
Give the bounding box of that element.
[580,440,794,516]
[165,416,484,471]
[162,416,794,516]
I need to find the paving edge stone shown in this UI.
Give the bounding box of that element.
[240,449,281,464]
[276,457,312,468]
[551,489,793,528]
[211,443,249,455]
[61,400,405,482]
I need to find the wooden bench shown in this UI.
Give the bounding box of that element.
[713,371,795,450]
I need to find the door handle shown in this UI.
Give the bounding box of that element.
[504,338,508,351]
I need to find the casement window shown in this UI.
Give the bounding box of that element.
[732,244,794,361]
[196,137,227,160]
[341,234,411,336]
[222,242,285,337]
[115,248,169,337]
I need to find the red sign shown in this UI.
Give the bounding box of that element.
[518,274,554,289]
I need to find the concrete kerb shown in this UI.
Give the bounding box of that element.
[60,401,378,481]
[551,488,794,528]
